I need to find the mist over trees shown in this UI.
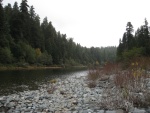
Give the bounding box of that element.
[0,0,116,66]
[117,19,150,61]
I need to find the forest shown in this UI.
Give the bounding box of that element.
[0,0,116,67]
[117,19,150,63]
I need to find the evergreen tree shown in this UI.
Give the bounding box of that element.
[135,18,150,55]
[20,0,30,43]
[29,5,35,19]
[4,3,12,22]
[0,0,117,66]
[0,0,9,48]
[20,0,29,14]
[10,2,22,42]
[126,22,134,50]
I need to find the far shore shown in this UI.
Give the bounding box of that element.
[0,65,87,71]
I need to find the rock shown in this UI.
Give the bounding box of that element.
[132,108,146,113]
[85,87,91,93]
[1,73,149,112]
[83,94,88,98]
[21,103,26,108]
[0,97,7,104]
[75,106,82,111]
[72,100,78,105]
[67,102,72,108]
[6,102,16,108]
[97,110,105,113]
[87,109,94,113]
[106,111,116,113]
[73,94,78,98]
[147,82,150,87]
[24,108,32,112]
[25,95,34,100]
[90,97,96,101]
[95,88,103,94]
[0,106,7,112]
[60,90,65,95]
[38,103,47,109]
[83,97,90,104]
[27,103,33,107]
[72,111,78,113]
[7,108,14,113]
[99,76,109,81]
[146,108,150,113]
[116,109,125,113]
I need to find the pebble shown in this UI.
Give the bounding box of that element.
[0,74,149,113]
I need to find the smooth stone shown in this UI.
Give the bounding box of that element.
[116,109,125,113]
[24,108,32,112]
[25,96,34,100]
[67,103,72,108]
[7,109,14,113]
[73,94,78,98]
[27,103,33,107]
[21,103,26,108]
[72,100,78,105]
[0,103,2,107]
[38,104,48,109]
[87,109,94,112]
[97,110,105,113]
[1,74,149,113]
[75,106,82,111]
[83,97,90,104]
[106,111,116,113]
[6,102,16,108]
[132,108,146,113]
[147,82,150,87]
[0,98,7,104]
[85,87,91,93]
[81,110,90,113]
[90,97,96,101]
[95,89,103,94]
[146,108,150,113]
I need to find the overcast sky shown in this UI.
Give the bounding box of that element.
[2,0,150,47]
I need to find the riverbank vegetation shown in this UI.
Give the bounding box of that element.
[0,0,116,69]
[87,20,150,110]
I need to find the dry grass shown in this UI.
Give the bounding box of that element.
[88,57,150,110]
[87,62,120,88]
[113,57,150,108]
[87,68,101,88]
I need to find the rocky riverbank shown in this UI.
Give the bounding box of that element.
[0,73,150,113]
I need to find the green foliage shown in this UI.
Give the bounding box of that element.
[16,42,35,63]
[37,51,52,65]
[117,19,150,62]
[0,0,117,67]
[0,47,13,64]
[122,47,144,61]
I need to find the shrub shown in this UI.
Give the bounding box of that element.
[0,47,13,64]
[50,79,57,84]
[114,59,150,108]
[37,51,53,65]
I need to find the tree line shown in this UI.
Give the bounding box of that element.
[117,19,150,61]
[0,0,116,67]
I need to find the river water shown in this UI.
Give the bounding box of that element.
[0,68,88,96]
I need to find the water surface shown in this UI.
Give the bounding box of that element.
[0,68,88,96]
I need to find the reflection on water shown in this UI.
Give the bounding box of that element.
[0,68,88,96]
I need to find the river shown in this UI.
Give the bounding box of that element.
[0,67,88,96]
